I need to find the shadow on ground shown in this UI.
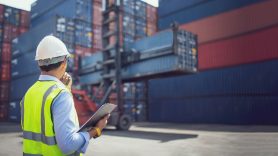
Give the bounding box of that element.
[134,122,278,133]
[103,128,198,143]
[0,122,21,133]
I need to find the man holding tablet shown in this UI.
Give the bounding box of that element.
[21,36,109,156]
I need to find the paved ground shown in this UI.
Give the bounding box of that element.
[1,122,278,156]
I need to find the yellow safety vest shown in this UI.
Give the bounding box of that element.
[21,80,81,156]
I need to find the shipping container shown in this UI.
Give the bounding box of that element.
[9,100,20,122]
[31,0,92,27]
[10,74,39,101]
[74,19,93,48]
[199,25,278,70]
[20,10,30,27]
[92,0,102,26]
[0,104,8,121]
[18,27,28,35]
[11,51,39,79]
[12,15,75,57]
[146,5,157,36]
[135,0,146,19]
[158,0,264,30]
[1,43,11,62]
[1,63,11,81]
[92,25,103,52]
[180,0,278,44]
[149,95,278,124]
[0,5,4,22]
[4,6,20,26]
[158,0,205,18]
[75,45,92,56]
[121,54,196,80]
[79,71,102,85]
[80,53,197,85]
[3,23,19,43]
[0,24,3,42]
[0,82,10,101]
[149,60,278,100]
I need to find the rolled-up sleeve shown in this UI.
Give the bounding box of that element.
[52,92,90,154]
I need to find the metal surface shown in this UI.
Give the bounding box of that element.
[10,73,39,101]
[148,60,278,124]
[31,0,92,27]
[180,0,278,44]
[158,0,264,30]
[199,25,278,70]
[12,15,75,58]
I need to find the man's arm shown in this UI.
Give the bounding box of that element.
[52,92,90,154]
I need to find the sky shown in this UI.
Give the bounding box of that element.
[0,0,158,11]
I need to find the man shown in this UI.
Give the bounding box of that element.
[21,35,109,155]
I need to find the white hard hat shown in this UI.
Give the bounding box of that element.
[35,35,70,62]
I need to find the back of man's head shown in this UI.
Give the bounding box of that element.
[35,35,70,72]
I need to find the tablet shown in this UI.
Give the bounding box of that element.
[78,103,117,132]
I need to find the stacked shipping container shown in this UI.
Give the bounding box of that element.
[106,0,157,50]
[8,0,158,122]
[0,5,29,121]
[149,0,278,124]
[10,0,95,122]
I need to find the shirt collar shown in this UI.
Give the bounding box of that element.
[39,75,66,89]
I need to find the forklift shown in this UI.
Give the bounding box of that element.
[72,0,133,130]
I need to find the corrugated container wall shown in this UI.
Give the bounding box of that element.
[0,4,30,121]
[158,0,264,30]
[149,60,278,124]
[151,0,278,124]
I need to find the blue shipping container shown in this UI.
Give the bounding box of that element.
[11,52,40,79]
[149,95,278,124]
[158,0,206,18]
[80,53,197,85]
[12,15,75,58]
[10,74,39,101]
[158,0,264,30]
[148,60,278,124]
[149,60,278,99]
[74,19,92,48]
[9,100,21,122]
[31,0,92,27]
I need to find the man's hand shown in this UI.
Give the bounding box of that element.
[60,72,72,90]
[96,114,110,131]
[88,114,110,138]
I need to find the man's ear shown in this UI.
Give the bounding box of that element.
[60,60,67,69]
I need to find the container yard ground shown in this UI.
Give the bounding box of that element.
[1,122,278,156]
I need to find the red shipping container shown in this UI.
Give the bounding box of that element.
[199,25,278,70]
[0,25,3,41]
[75,45,92,56]
[1,43,11,62]
[94,0,102,4]
[92,24,103,51]
[0,82,10,101]
[92,2,102,26]
[146,5,157,36]
[20,10,30,27]
[1,63,11,81]
[0,5,4,22]
[146,5,157,22]
[3,24,19,42]
[181,0,278,44]
[0,104,8,121]
[147,23,157,36]
[19,27,28,35]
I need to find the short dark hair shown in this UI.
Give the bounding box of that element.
[39,61,63,72]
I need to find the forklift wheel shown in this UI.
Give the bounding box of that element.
[116,114,132,130]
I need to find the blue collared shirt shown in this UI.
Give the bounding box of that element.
[39,75,90,154]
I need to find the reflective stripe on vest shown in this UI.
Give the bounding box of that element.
[21,81,81,156]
